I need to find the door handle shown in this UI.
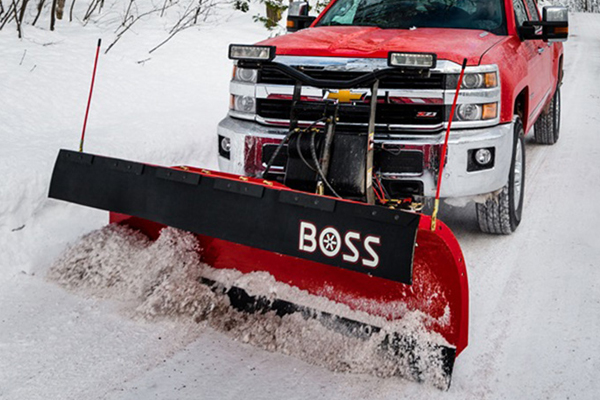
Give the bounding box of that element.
[537,47,545,54]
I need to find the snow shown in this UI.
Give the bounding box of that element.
[1,8,600,399]
[48,224,453,388]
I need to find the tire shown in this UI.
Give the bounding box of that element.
[534,86,561,145]
[476,118,526,234]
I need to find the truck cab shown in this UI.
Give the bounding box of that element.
[217,0,568,234]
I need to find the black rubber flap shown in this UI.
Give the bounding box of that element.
[49,150,420,284]
[202,277,456,389]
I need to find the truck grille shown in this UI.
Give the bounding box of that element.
[257,99,444,126]
[259,65,445,89]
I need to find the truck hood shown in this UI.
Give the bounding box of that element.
[258,26,505,66]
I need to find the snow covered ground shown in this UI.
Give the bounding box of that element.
[1,8,599,399]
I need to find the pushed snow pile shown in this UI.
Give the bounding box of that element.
[48,225,220,321]
[49,225,451,387]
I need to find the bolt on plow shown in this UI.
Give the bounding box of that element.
[49,46,469,389]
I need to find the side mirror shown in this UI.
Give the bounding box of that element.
[519,6,568,42]
[542,6,569,42]
[287,1,316,32]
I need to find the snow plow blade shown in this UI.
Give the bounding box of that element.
[49,149,468,388]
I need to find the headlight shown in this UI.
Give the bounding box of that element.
[233,66,258,83]
[455,103,497,121]
[462,73,483,89]
[462,72,497,89]
[446,72,498,89]
[231,95,256,113]
[456,104,482,121]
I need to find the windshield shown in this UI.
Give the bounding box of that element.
[316,0,507,35]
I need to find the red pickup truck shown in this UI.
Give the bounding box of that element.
[217,0,568,234]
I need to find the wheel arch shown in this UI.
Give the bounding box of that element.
[513,88,529,130]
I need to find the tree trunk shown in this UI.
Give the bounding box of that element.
[18,0,28,27]
[11,0,21,38]
[56,0,64,19]
[69,0,75,21]
[32,0,45,26]
[50,0,56,30]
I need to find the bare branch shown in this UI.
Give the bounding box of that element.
[32,0,45,26]
[0,0,16,30]
[105,5,170,54]
[68,0,74,21]
[49,0,56,30]
[12,0,22,37]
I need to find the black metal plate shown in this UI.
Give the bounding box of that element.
[49,149,421,284]
[376,149,424,174]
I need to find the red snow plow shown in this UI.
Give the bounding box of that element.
[49,49,469,389]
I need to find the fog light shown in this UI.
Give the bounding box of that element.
[229,44,276,61]
[468,147,495,171]
[475,148,492,165]
[234,95,255,113]
[218,135,231,159]
[388,52,436,69]
[221,136,231,153]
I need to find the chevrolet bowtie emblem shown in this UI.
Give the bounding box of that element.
[326,90,365,103]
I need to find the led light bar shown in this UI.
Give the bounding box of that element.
[388,52,437,69]
[229,44,276,62]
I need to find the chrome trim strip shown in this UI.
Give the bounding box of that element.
[229,81,256,97]
[528,87,553,119]
[254,84,444,101]
[254,116,445,133]
[271,56,499,74]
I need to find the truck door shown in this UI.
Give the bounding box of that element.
[512,0,550,126]
[523,0,555,106]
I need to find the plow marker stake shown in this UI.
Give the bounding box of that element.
[79,39,101,152]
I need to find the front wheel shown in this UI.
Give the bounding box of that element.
[476,118,526,234]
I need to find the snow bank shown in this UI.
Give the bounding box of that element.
[49,225,453,388]
[0,2,267,277]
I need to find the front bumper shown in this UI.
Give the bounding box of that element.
[217,116,514,198]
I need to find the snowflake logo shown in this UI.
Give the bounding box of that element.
[322,232,338,251]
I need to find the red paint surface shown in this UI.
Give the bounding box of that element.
[253,0,564,130]
[110,166,469,355]
[258,26,503,66]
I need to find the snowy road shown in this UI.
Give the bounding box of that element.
[1,12,599,400]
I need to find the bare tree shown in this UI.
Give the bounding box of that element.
[32,0,45,26]
[68,0,75,21]
[1,0,222,43]
[56,0,64,18]
[12,0,22,37]
[50,0,56,30]
[105,1,170,53]
[150,0,216,53]
[83,0,102,22]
